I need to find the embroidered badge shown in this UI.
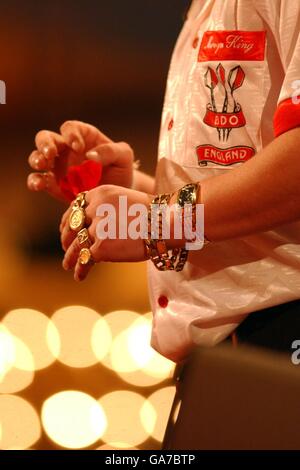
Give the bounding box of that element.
[196,31,266,166]
[198,30,266,62]
[204,63,245,141]
[196,144,255,166]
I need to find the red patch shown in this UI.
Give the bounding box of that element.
[158,295,169,309]
[274,97,300,137]
[192,37,199,49]
[198,30,266,62]
[204,108,246,129]
[197,145,255,166]
[168,118,174,130]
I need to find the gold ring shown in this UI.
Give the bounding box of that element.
[69,207,86,232]
[74,191,88,209]
[69,192,88,232]
[78,247,94,265]
[77,228,91,247]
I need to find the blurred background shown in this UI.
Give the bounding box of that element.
[0,0,188,450]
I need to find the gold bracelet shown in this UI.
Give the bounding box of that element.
[177,183,210,246]
[145,193,189,272]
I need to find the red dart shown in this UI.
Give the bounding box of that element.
[228,65,245,95]
[204,66,220,139]
[217,63,226,86]
[205,66,218,91]
[226,65,246,139]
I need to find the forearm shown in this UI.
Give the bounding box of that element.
[132,169,155,194]
[200,128,300,242]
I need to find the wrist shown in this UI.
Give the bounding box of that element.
[168,183,211,251]
[167,191,186,250]
[144,192,188,271]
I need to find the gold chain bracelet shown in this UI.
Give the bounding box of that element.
[145,182,211,272]
[144,193,188,272]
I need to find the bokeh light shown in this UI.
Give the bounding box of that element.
[0,395,41,449]
[2,309,59,370]
[0,325,15,379]
[127,316,154,367]
[91,317,112,362]
[42,390,107,449]
[0,308,174,449]
[127,314,175,378]
[98,310,140,371]
[50,306,103,368]
[0,324,35,393]
[102,312,174,386]
[99,390,155,448]
[101,311,141,341]
[0,333,34,393]
[141,386,176,442]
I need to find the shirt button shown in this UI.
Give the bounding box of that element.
[168,118,174,130]
[192,37,199,49]
[158,295,169,308]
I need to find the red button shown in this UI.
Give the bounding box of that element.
[192,37,199,49]
[158,295,169,308]
[168,118,174,130]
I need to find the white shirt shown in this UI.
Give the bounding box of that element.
[148,0,300,362]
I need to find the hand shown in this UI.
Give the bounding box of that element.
[27,121,135,201]
[60,185,152,281]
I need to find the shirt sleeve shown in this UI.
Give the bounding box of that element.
[273,1,300,137]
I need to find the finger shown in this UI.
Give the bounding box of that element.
[60,121,86,153]
[74,236,99,282]
[27,171,67,201]
[74,258,94,282]
[86,141,134,168]
[60,206,76,251]
[60,196,94,245]
[62,237,81,270]
[59,206,73,233]
[28,150,49,171]
[61,210,94,252]
[60,120,112,153]
[35,130,67,166]
[61,224,76,252]
[27,172,47,192]
[63,228,94,271]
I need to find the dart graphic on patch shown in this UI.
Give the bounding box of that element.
[204,63,246,141]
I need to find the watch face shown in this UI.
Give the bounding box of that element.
[177,184,196,207]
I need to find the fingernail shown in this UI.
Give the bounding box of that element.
[86,150,100,161]
[42,145,50,157]
[71,140,80,152]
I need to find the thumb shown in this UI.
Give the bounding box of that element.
[85,141,134,168]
